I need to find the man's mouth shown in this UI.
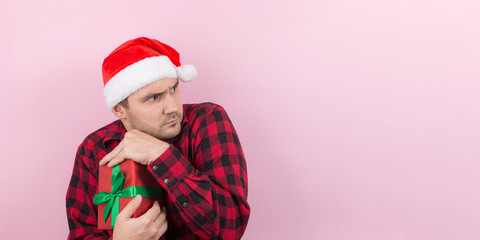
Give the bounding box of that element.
[166,118,178,125]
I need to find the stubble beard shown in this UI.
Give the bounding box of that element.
[128,111,183,141]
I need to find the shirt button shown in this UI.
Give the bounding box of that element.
[152,166,158,171]
[164,178,170,184]
[182,202,189,208]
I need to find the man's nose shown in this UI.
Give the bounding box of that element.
[163,93,178,114]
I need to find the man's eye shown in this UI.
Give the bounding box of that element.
[170,87,176,93]
[148,96,157,102]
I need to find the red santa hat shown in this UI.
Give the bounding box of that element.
[102,37,196,109]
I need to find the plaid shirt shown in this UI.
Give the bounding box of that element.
[66,103,250,239]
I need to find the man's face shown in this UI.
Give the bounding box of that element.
[117,78,183,140]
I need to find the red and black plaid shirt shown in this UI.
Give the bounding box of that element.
[66,103,250,239]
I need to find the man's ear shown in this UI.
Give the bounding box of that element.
[112,103,127,119]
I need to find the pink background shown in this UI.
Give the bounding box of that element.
[1,0,480,239]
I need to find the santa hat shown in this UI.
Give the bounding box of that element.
[102,37,196,109]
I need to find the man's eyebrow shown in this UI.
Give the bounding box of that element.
[172,79,180,89]
[141,80,180,100]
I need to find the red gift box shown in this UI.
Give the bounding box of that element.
[95,159,163,229]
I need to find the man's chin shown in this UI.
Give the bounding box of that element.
[155,126,181,141]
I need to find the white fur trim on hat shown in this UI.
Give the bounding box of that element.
[103,56,177,109]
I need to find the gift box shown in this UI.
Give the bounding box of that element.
[94,159,163,229]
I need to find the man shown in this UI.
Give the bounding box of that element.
[66,37,250,240]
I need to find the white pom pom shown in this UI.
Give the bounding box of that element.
[177,65,196,82]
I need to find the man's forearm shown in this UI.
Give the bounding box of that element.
[148,144,250,239]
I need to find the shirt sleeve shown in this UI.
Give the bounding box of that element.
[66,144,113,240]
[147,104,250,239]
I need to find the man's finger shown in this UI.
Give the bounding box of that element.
[154,220,168,240]
[153,207,167,228]
[100,142,124,166]
[117,194,142,220]
[154,210,168,239]
[106,151,127,167]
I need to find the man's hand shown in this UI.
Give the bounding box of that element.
[113,195,168,240]
[99,129,170,167]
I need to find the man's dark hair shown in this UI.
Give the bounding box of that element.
[119,98,129,109]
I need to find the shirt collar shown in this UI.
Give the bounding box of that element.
[102,120,126,149]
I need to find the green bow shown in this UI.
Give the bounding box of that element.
[93,164,162,228]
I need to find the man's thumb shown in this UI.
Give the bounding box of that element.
[117,194,142,219]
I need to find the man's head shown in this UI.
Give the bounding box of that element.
[113,78,183,140]
[101,37,195,140]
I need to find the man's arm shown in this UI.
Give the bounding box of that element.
[66,144,112,240]
[147,104,250,239]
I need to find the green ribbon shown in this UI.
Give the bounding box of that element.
[93,164,162,228]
